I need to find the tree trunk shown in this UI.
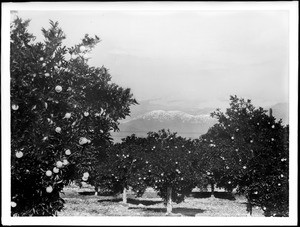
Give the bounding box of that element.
[166,187,172,214]
[211,182,215,197]
[94,185,98,196]
[122,187,127,203]
[247,198,253,216]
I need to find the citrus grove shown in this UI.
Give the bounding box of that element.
[10,18,289,217]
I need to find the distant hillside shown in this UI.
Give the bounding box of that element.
[127,100,216,119]
[111,102,289,142]
[269,103,289,125]
[111,110,218,142]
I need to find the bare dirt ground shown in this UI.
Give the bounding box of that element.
[58,183,264,217]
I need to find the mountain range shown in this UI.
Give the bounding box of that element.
[111,102,289,142]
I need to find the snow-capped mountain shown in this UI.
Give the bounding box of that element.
[136,110,214,124]
[111,102,289,142]
[112,110,218,142]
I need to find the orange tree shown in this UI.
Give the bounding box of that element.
[237,118,289,217]
[10,18,137,216]
[198,126,232,196]
[203,95,289,216]
[94,134,148,202]
[142,129,204,214]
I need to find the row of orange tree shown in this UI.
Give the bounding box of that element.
[94,97,289,217]
[94,130,205,214]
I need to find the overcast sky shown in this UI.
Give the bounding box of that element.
[13,9,289,109]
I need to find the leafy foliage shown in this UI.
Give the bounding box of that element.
[202,95,289,216]
[143,130,203,205]
[95,134,148,197]
[10,17,137,216]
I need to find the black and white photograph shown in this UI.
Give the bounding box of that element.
[1,1,298,226]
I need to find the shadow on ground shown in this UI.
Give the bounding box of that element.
[189,192,236,201]
[98,198,163,206]
[98,198,122,203]
[129,207,205,216]
[78,191,117,196]
[78,191,96,195]
[214,192,236,200]
[127,198,163,206]
[189,192,211,198]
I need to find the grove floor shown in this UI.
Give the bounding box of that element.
[58,184,264,217]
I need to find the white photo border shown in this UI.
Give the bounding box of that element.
[1,1,298,226]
